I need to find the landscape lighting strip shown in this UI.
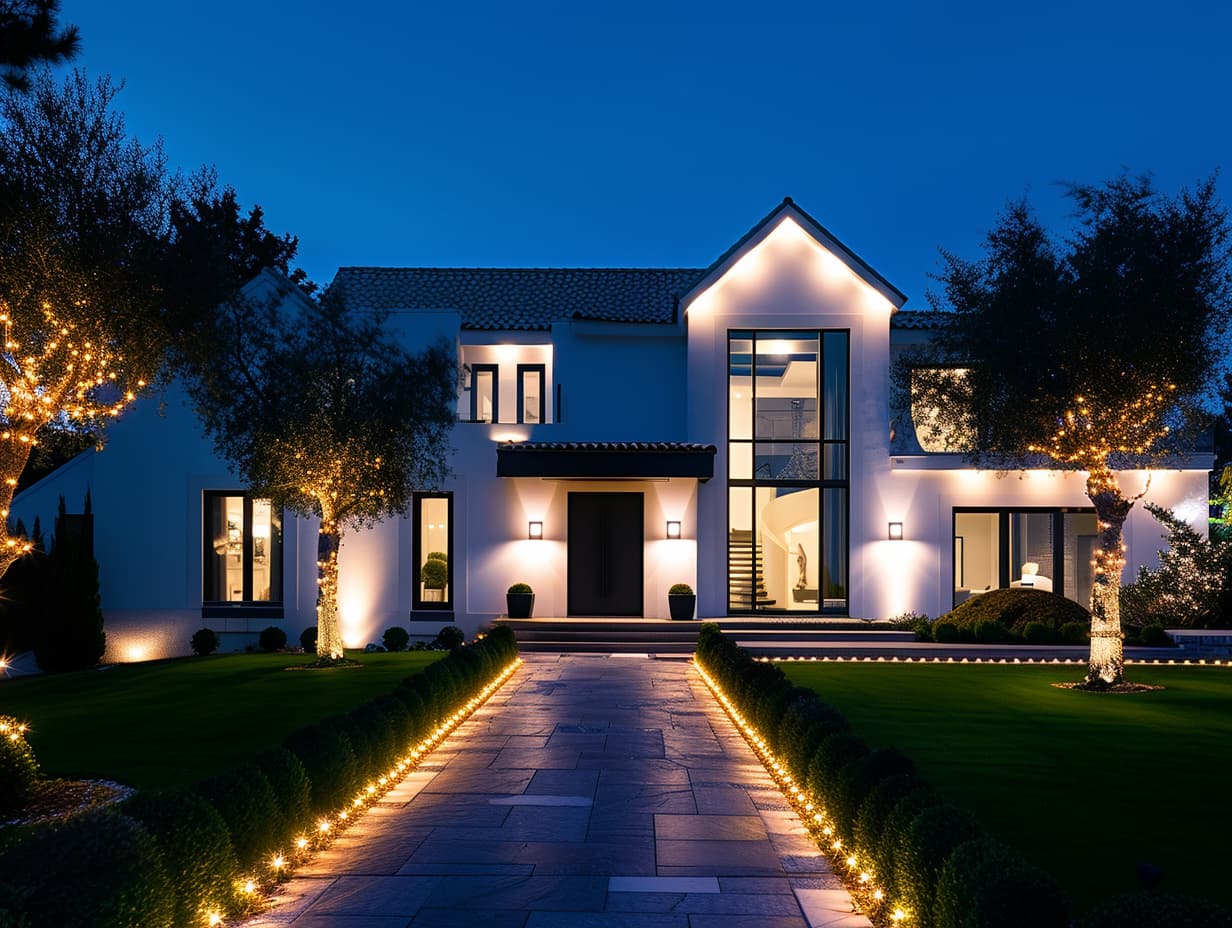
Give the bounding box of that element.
[757,656,1232,667]
[694,660,909,925]
[208,656,523,927]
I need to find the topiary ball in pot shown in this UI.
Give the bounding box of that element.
[506,582,534,619]
[668,583,696,620]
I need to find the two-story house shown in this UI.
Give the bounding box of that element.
[10,199,1211,661]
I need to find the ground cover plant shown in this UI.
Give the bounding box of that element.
[780,661,1232,914]
[0,649,443,789]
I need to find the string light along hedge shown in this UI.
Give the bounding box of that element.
[0,629,522,928]
[756,655,1232,668]
[693,624,1068,928]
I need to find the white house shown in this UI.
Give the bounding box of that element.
[10,199,1212,661]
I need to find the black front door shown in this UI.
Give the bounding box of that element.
[568,492,643,616]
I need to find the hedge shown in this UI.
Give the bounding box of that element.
[1,626,519,928]
[694,623,1069,928]
[1078,891,1232,928]
[929,588,1090,644]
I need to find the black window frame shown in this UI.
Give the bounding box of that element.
[202,491,284,619]
[412,492,454,612]
[726,329,850,615]
[516,363,546,425]
[470,363,499,423]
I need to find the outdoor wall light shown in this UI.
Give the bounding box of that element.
[888,522,903,540]
[528,521,543,540]
[666,521,682,539]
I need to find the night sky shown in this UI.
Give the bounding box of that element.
[69,1,1230,307]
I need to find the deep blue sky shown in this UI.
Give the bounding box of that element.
[67,1,1230,307]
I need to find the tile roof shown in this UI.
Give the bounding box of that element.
[891,310,951,329]
[330,267,706,330]
[499,441,717,454]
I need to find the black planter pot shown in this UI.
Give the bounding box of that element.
[668,593,696,621]
[506,592,535,619]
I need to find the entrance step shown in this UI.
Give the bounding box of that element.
[495,617,914,654]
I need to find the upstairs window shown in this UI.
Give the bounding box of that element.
[470,364,499,423]
[911,366,976,452]
[203,492,282,615]
[517,364,545,424]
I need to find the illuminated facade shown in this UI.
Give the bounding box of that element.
[9,200,1212,659]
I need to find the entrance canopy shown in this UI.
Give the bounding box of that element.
[497,441,716,481]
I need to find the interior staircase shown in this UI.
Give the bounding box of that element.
[728,529,775,609]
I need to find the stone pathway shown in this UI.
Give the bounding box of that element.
[245,653,869,927]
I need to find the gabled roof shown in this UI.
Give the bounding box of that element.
[329,267,705,331]
[681,197,909,311]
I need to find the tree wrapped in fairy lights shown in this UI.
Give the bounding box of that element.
[898,175,1232,688]
[0,71,169,579]
[182,281,456,660]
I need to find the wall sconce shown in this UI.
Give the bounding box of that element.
[528,521,543,540]
[888,522,903,541]
[666,521,681,539]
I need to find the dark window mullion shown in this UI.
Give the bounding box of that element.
[242,496,254,602]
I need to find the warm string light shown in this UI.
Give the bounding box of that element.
[201,658,522,927]
[753,656,1231,668]
[694,661,913,924]
[1025,385,1176,464]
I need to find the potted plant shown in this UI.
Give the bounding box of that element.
[421,551,448,601]
[668,583,696,620]
[506,582,534,619]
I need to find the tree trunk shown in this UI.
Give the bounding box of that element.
[316,521,345,660]
[1085,466,1134,688]
[0,437,35,580]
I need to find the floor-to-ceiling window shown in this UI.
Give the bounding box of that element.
[728,330,848,613]
[413,494,453,611]
[953,507,1097,609]
[203,492,282,617]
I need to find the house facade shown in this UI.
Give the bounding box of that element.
[10,199,1212,661]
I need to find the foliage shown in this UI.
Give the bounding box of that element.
[0,2,80,92]
[282,723,358,816]
[257,625,287,652]
[1137,624,1172,647]
[251,748,312,848]
[426,550,447,562]
[1121,502,1232,628]
[0,517,41,654]
[0,715,38,814]
[1078,892,1232,928]
[420,557,448,590]
[192,764,279,870]
[190,628,220,656]
[0,809,175,928]
[33,496,104,672]
[121,788,239,925]
[382,626,410,652]
[507,582,533,594]
[1023,621,1053,644]
[433,625,464,650]
[178,283,456,659]
[0,71,173,579]
[299,626,317,653]
[1059,621,1089,644]
[939,588,1090,635]
[933,621,959,643]
[934,838,1069,928]
[669,583,694,595]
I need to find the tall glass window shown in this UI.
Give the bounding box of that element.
[470,364,498,423]
[413,494,452,611]
[203,492,282,614]
[728,330,848,613]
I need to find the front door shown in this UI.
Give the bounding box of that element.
[567,492,643,616]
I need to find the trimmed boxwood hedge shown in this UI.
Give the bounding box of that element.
[0,626,519,928]
[694,623,1069,928]
[1078,891,1232,928]
[936,588,1090,641]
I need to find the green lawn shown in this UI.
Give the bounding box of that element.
[0,651,443,790]
[780,663,1232,913]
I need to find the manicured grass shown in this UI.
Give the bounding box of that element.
[0,650,443,790]
[781,662,1232,913]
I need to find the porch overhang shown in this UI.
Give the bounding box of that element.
[497,441,716,482]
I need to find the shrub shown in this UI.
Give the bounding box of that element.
[938,588,1089,636]
[507,582,533,594]
[190,627,220,656]
[776,694,849,781]
[973,620,1014,644]
[894,804,982,928]
[1078,892,1232,928]
[299,626,318,653]
[1059,621,1089,644]
[854,773,919,870]
[875,786,943,900]
[1022,621,1055,644]
[349,702,399,772]
[832,748,915,843]
[122,789,239,925]
[669,583,694,595]
[434,625,464,651]
[933,621,960,643]
[382,626,410,652]
[1138,624,1172,647]
[887,610,929,630]
[805,731,869,809]
[0,717,39,815]
[912,618,933,641]
[426,551,447,563]
[258,625,287,652]
[285,724,359,815]
[934,838,1068,928]
[33,501,106,674]
[420,558,448,590]
[193,765,280,870]
[0,809,175,928]
[252,748,312,847]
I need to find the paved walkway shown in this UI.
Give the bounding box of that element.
[246,654,868,928]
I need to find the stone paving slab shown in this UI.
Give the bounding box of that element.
[243,654,869,927]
